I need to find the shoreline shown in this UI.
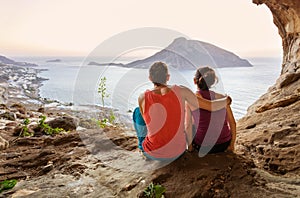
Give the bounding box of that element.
[0,64,47,104]
[0,63,133,129]
[33,58,282,121]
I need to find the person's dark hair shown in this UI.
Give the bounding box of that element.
[194,66,218,90]
[149,62,168,86]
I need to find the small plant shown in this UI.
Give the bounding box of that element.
[20,118,33,137]
[98,118,108,128]
[24,118,30,126]
[39,115,64,135]
[97,77,117,128]
[90,118,106,128]
[98,77,110,108]
[144,182,166,198]
[0,179,17,193]
[95,111,116,128]
[109,110,116,124]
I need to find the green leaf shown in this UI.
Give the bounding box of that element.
[154,185,166,198]
[0,179,17,193]
[23,118,30,125]
[144,182,165,198]
[109,111,116,124]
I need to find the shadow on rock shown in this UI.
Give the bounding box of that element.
[140,151,288,198]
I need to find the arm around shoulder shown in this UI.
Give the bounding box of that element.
[180,85,229,112]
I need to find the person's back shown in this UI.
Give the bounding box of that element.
[185,66,236,153]
[133,62,231,160]
[142,85,185,159]
[192,90,231,147]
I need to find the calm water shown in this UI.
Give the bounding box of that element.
[13,56,282,119]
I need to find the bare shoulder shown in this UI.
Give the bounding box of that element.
[178,85,189,89]
[214,92,226,99]
[138,93,145,103]
[138,92,146,113]
[175,85,188,97]
[178,85,191,93]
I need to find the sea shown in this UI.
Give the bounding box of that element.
[13,56,282,120]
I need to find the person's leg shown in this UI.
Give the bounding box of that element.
[132,107,147,150]
[193,140,231,155]
[208,140,231,154]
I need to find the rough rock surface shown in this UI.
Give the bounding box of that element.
[237,0,300,178]
[143,151,300,198]
[0,135,9,150]
[1,63,298,198]
[144,1,300,196]
[1,0,300,197]
[46,116,79,131]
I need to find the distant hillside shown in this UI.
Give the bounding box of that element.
[124,37,252,69]
[0,55,37,67]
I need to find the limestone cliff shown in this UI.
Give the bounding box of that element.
[237,0,300,175]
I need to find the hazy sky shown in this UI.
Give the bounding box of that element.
[0,0,282,57]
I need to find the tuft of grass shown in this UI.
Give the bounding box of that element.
[0,179,17,193]
[19,116,65,137]
[19,118,33,137]
[99,118,108,128]
[144,182,166,198]
[38,115,64,135]
[109,110,116,124]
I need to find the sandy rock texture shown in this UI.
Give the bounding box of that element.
[237,0,300,179]
[1,0,300,197]
[142,1,300,197]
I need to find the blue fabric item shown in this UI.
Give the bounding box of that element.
[132,107,147,150]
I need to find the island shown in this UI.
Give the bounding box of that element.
[0,55,37,67]
[87,37,252,70]
[124,37,252,69]
[87,61,124,67]
[46,59,62,63]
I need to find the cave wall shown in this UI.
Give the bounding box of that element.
[246,0,300,115]
[236,0,300,175]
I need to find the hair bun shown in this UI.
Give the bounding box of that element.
[195,66,218,90]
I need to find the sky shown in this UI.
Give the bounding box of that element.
[0,0,282,58]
